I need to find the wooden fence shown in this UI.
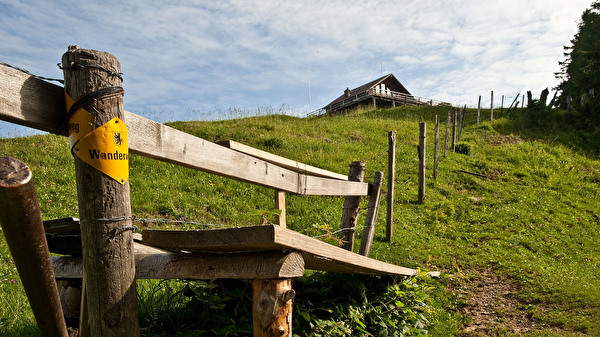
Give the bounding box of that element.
[0,47,418,337]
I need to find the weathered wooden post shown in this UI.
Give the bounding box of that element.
[444,108,450,158]
[274,190,286,227]
[477,95,481,128]
[451,109,457,152]
[359,171,384,256]
[0,157,69,337]
[253,279,295,337]
[490,90,494,120]
[418,123,426,203]
[339,161,365,251]
[457,106,463,142]
[386,131,395,242]
[61,45,140,336]
[433,115,440,179]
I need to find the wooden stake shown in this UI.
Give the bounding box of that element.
[458,104,465,142]
[386,131,395,242]
[451,109,457,152]
[418,123,426,203]
[490,90,494,120]
[444,108,450,158]
[253,279,295,337]
[0,157,68,337]
[359,171,384,257]
[61,45,140,337]
[433,116,440,179]
[340,161,365,251]
[477,95,481,128]
[274,190,286,228]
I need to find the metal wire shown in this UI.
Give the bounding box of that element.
[1,62,64,84]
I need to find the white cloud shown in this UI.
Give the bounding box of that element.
[0,0,594,134]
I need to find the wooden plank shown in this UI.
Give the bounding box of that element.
[0,63,66,135]
[142,225,418,277]
[52,243,305,280]
[124,112,368,196]
[219,140,348,181]
[0,64,368,197]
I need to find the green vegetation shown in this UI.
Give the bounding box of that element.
[1,104,600,336]
[556,0,600,128]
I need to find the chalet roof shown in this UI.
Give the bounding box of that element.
[324,73,412,109]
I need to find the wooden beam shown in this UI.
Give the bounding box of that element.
[219,140,348,181]
[0,64,368,197]
[52,243,305,280]
[0,63,67,135]
[0,157,69,337]
[142,225,418,277]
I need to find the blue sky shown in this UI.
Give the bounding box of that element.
[0,0,593,137]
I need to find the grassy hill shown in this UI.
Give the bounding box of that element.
[1,105,599,336]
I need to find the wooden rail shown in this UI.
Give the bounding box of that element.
[0,64,367,197]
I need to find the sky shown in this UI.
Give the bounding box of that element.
[0,0,594,137]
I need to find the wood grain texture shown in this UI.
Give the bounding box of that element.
[359,171,383,257]
[219,140,348,181]
[142,225,418,277]
[253,279,294,337]
[0,64,66,135]
[52,244,304,280]
[339,161,366,251]
[62,46,140,337]
[124,113,368,196]
[0,157,69,337]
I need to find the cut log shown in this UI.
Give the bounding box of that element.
[52,243,305,280]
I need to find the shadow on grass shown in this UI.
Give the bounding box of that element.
[493,108,600,160]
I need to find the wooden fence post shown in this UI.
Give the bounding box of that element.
[501,95,505,115]
[61,45,140,337]
[274,190,286,227]
[359,171,384,257]
[477,95,481,128]
[433,116,440,179]
[457,106,464,142]
[451,109,457,153]
[340,161,365,251]
[444,108,450,158]
[490,90,494,121]
[386,131,395,242]
[418,123,426,203]
[253,279,295,337]
[0,157,69,337]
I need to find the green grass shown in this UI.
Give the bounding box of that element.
[1,105,600,336]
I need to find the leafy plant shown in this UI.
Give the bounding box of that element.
[293,271,438,337]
